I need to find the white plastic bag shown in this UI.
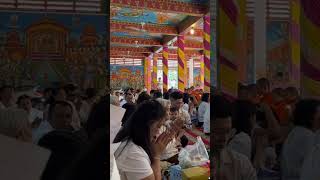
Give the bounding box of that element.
[178,136,209,168]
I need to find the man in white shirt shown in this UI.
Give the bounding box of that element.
[212,95,257,180]
[120,88,134,107]
[281,99,320,180]
[33,101,74,144]
[169,91,192,129]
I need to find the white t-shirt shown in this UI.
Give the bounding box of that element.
[198,101,209,123]
[29,108,43,123]
[114,140,153,180]
[300,131,320,180]
[228,132,252,159]
[281,126,316,180]
[182,103,189,112]
[120,100,127,107]
[203,108,210,133]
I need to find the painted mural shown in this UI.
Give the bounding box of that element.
[110,65,144,90]
[111,6,187,26]
[168,69,178,89]
[267,21,290,89]
[0,12,106,89]
[193,68,201,87]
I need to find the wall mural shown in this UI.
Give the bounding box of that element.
[168,69,178,89]
[193,68,201,87]
[110,65,144,90]
[0,12,106,89]
[267,21,290,89]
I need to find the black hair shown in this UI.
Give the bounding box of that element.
[38,130,88,180]
[201,93,210,102]
[44,88,54,94]
[121,103,137,126]
[136,92,151,105]
[86,88,97,99]
[17,94,31,105]
[114,100,166,163]
[169,91,183,100]
[232,100,256,136]
[86,96,108,139]
[170,106,179,112]
[183,93,190,104]
[150,90,156,94]
[124,88,133,95]
[48,101,73,122]
[180,135,189,148]
[53,88,66,97]
[153,91,163,99]
[211,95,232,121]
[163,92,170,100]
[64,84,77,95]
[293,99,320,129]
[257,78,270,87]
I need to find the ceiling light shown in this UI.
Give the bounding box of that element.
[190,27,195,35]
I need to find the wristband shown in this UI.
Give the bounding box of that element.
[153,156,161,160]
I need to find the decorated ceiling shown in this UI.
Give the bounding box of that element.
[110,0,209,61]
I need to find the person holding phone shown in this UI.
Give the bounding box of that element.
[114,100,175,180]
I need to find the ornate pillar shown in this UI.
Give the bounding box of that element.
[217,0,242,97]
[300,0,320,97]
[189,57,194,87]
[200,55,205,89]
[290,0,301,91]
[203,15,211,93]
[178,35,186,91]
[152,54,158,90]
[144,57,152,92]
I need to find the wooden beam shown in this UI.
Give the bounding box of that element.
[111,36,162,46]
[166,49,202,56]
[110,0,207,17]
[110,46,151,53]
[110,52,147,58]
[178,16,202,34]
[153,16,205,55]
[111,21,178,35]
[173,40,203,49]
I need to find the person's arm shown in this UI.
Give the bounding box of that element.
[261,103,281,141]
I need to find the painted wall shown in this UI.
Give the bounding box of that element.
[193,68,201,87]
[0,12,106,89]
[110,65,144,90]
[266,21,290,89]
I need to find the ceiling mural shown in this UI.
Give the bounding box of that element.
[110,0,209,61]
[111,32,161,39]
[111,6,187,25]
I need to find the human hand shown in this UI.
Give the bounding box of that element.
[151,130,175,157]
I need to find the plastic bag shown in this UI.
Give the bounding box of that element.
[178,136,209,168]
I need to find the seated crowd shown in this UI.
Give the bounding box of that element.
[0,84,108,180]
[1,77,320,180]
[110,78,320,180]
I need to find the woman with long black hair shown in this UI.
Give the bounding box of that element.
[114,100,175,180]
